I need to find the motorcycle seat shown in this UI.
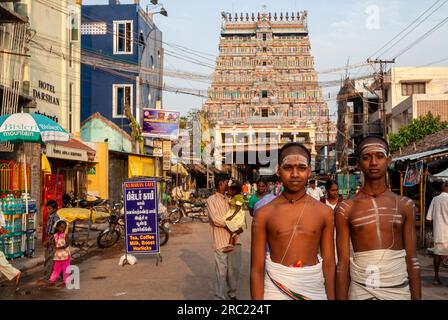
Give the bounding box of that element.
[79,198,105,208]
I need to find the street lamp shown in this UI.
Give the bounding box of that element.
[146,3,168,17]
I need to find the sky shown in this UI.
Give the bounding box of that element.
[84,0,448,118]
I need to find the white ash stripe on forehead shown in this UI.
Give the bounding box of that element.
[360,143,388,155]
[360,143,388,150]
[280,154,308,166]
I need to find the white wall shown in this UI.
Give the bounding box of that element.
[25,0,81,134]
[385,67,448,115]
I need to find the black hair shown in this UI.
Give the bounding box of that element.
[442,181,448,190]
[214,173,230,188]
[278,142,311,165]
[356,135,390,159]
[46,199,58,210]
[229,180,243,194]
[257,176,269,186]
[309,179,316,184]
[325,179,338,191]
[55,220,67,229]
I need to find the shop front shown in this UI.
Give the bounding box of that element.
[109,150,160,203]
[43,138,97,211]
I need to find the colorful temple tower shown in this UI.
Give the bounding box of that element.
[203,11,334,177]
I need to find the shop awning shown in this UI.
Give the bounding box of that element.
[185,163,207,175]
[434,167,448,177]
[41,153,52,174]
[46,138,96,162]
[128,155,155,177]
[393,147,448,162]
[171,163,188,176]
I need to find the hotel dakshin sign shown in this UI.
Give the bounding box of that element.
[33,80,60,106]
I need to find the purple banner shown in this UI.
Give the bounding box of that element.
[142,108,180,140]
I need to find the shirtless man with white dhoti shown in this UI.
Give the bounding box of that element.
[335,136,421,300]
[251,142,335,300]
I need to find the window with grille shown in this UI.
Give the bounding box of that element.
[401,82,426,96]
[113,21,133,54]
[113,84,133,118]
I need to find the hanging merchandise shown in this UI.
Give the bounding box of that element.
[403,160,424,187]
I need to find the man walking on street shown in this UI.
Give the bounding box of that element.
[426,181,448,285]
[251,142,335,300]
[307,179,324,201]
[335,135,421,300]
[206,174,242,300]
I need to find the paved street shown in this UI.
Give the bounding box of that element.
[0,217,252,300]
[1,213,447,300]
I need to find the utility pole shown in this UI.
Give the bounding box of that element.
[366,58,395,139]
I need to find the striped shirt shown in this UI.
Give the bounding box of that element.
[206,192,241,250]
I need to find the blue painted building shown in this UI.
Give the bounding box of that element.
[81,0,163,143]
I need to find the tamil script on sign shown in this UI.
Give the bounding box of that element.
[123,179,159,254]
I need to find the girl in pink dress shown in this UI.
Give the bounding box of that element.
[46,220,70,287]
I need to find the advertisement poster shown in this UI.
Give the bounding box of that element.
[123,179,159,254]
[142,108,180,140]
[163,140,172,171]
[404,160,424,187]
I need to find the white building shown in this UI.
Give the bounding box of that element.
[384,67,448,133]
[24,0,81,134]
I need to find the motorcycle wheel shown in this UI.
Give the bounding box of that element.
[169,209,182,224]
[159,226,169,246]
[97,229,120,248]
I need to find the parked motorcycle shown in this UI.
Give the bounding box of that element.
[158,202,170,246]
[168,199,208,224]
[97,201,124,248]
[63,192,108,209]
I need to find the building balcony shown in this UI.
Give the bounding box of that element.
[0,2,28,24]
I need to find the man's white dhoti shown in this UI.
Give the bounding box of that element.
[349,249,411,300]
[264,255,327,300]
[0,251,20,281]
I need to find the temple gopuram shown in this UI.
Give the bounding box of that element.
[203,11,336,178]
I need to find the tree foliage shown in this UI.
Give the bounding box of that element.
[388,112,448,153]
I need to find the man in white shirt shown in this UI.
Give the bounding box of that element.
[0,208,21,285]
[306,179,324,201]
[427,181,448,285]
